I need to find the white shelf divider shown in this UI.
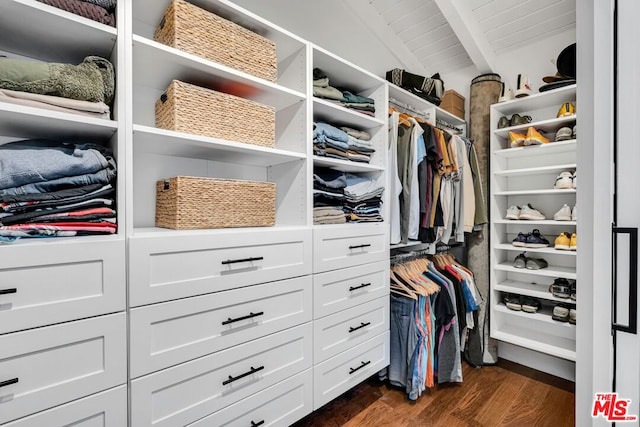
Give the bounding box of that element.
[312,156,383,173]
[495,164,577,177]
[494,140,577,158]
[494,189,576,196]
[492,84,576,116]
[313,98,384,129]
[494,115,577,138]
[494,219,576,226]
[495,262,577,279]
[494,243,577,256]
[495,279,575,303]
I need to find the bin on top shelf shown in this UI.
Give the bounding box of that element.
[441,89,465,120]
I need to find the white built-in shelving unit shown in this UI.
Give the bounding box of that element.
[490,84,578,371]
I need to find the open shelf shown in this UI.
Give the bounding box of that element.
[495,164,577,177]
[132,35,306,111]
[495,262,576,279]
[495,304,575,328]
[132,225,308,239]
[313,98,384,129]
[494,220,576,226]
[494,115,576,138]
[494,243,577,256]
[493,140,577,158]
[492,84,576,116]
[494,189,576,196]
[133,125,306,166]
[313,156,384,173]
[495,280,575,303]
[435,104,466,126]
[0,102,117,140]
[388,84,435,116]
[0,0,117,62]
[492,328,576,362]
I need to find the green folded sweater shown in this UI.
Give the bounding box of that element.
[0,56,114,105]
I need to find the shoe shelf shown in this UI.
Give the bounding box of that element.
[491,84,577,117]
[495,280,575,303]
[494,189,576,196]
[495,304,575,329]
[493,140,577,158]
[494,163,577,177]
[495,263,576,280]
[492,328,576,362]
[493,115,576,138]
[494,219,576,226]
[0,0,117,63]
[494,243,577,256]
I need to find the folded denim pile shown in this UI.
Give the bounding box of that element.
[37,0,116,27]
[343,173,384,223]
[313,68,376,117]
[313,167,346,225]
[0,56,115,119]
[0,139,117,243]
[313,122,375,164]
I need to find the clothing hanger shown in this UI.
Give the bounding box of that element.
[390,269,418,300]
[393,264,428,296]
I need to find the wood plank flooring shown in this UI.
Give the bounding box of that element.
[293,360,575,426]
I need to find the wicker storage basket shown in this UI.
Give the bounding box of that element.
[155,0,277,82]
[156,80,275,147]
[155,176,276,230]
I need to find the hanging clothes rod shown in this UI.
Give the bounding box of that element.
[389,98,431,121]
[435,118,464,135]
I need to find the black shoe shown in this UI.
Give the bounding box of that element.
[525,229,550,248]
[549,278,571,299]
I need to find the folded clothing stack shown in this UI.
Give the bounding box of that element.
[313,68,376,117]
[313,122,375,164]
[313,167,346,225]
[343,173,384,223]
[0,56,115,118]
[37,0,116,27]
[0,139,117,243]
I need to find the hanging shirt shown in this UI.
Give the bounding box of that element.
[389,112,403,244]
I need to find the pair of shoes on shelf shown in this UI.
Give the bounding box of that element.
[513,252,548,270]
[512,229,550,248]
[503,293,541,313]
[506,204,546,220]
[549,278,576,299]
[555,126,577,141]
[557,102,576,118]
[509,127,550,147]
[553,302,576,324]
[554,171,576,189]
[555,232,577,251]
[553,204,577,221]
[498,113,533,129]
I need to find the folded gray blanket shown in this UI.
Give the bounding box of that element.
[0,56,114,105]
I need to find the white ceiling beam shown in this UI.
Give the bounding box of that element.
[341,0,429,75]
[433,0,497,73]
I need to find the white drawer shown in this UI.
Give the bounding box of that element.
[314,297,389,363]
[4,386,127,427]
[313,331,389,410]
[314,261,389,319]
[129,228,312,306]
[313,224,388,273]
[188,369,313,427]
[0,313,127,425]
[0,239,125,334]
[131,323,313,427]
[130,275,312,378]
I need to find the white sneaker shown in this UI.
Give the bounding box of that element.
[498,82,514,103]
[554,204,572,221]
[520,203,546,220]
[554,171,574,189]
[572,171,577,189]
[506,205,521,220]
[515,74,531,98]
[572,205,577,221]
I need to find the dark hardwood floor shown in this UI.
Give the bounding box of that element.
[293,360,575,426]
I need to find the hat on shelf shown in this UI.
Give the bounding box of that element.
[540,43,576,92]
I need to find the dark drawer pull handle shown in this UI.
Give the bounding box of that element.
[0,378,18,388]
[349,322,371,333]
[349,283,371,292]
[349,244,371,250]
[349,361,371,375]
[223,365,264,385]
[221,256,264,265]
[0,288,17,295]
[222,311,264,325]
[251,421,265,427]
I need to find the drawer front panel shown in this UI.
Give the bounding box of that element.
[130,276,312,377]
[188,369,313,427]
[314,297,389,363]
[313,331,389,410]
[0,239,125,334]
[313,225,388,273]
[4,386,127,427]
[313,261,389,318]
[131,323,312,427]
[129,228,312,306]
[0,314,127,424]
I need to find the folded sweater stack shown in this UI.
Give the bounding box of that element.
[313,167,346,225]
[313,68,376,117]
[0,139,117,243]
[343,173,384,223]
[313,122,375,164]
[37,0,117,27]
[0,56,115,119]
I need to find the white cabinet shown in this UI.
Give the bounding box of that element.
[313,224,388,273]
[489,85,577,374]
